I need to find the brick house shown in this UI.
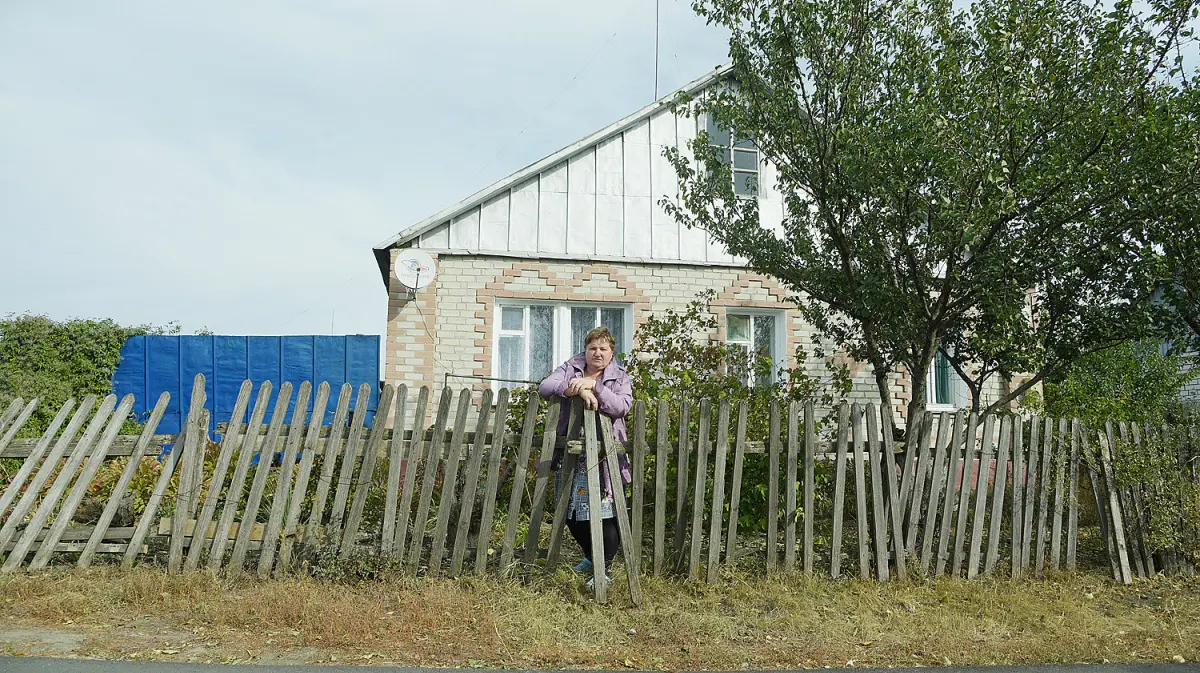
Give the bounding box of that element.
[372,66,1002,424]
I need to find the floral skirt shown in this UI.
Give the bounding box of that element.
[564,457,615,521]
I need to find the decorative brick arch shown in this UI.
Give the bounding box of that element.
[470,262,650,383]
[709,272,803,369]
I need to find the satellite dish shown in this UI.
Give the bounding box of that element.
[393,250,437,290]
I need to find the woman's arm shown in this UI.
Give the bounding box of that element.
[538,360,574,399]
[594,371,633,419]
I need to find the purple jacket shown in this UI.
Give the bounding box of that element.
[538,353,633,491]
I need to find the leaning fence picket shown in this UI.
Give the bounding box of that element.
[390,386,430,560]
[210,381,273,568]
[409,387,454,571]
[706,400,730,584]
[279,382,333,572]
[169,377,207,573]
[185,381,253,571]
[599,413,643,605]
[1034,417,1055,575]
[984,415,1012,575]
[0,398,75,519]
[3,395,118,573]
[935,411,965,577]
[851,404,871,579]
[229,384,293,573]
[950,413,978,576]
[1097,426,1133,584]
[583,408,607,602]
[544,400,583,571]
[630,400,647,573]
[450,389,493,577]
[880,407,907,579]
[0,398,38,458]
[473,388,511,575]
[803,402,816,574]
[688,399,711,580]
[380,384,411,557]
[123,428,186,570]
[80,392,170,568]
[725,401,748,571]
[905,414,935,555]
[766,401,780,573]
[783,401,798,571]
[653,399,670,577]
[670,400,691,572]
[501,392,537,574]
[328,384,372,541]
[0,398,24,438]
[259,382,314,576]
[831,402,850,578]
[967,414,996,579]
[865,404,889,581]
[522,401,561,574]
[919,413,952,573]
[429,388,473,574]
[339,384,395,559]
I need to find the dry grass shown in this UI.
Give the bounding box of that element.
[1,566,1198,668]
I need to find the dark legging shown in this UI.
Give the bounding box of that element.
[566,516,620,566]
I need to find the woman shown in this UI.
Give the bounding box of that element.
[538,325,632,586]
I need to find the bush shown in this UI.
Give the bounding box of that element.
[1112,426,1200,567]
[1040,341,1191,426]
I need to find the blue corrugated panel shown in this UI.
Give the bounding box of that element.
[113,335,381,437]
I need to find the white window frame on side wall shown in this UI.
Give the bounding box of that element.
[926,350,969,411]
[725,309,786,386]
[491,301,633,391]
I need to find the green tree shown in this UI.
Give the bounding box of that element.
[665,0,1199,427]
[0,314,179,436]
[1038,341,1192,426]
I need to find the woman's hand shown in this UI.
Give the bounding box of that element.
[579,388,599,410]
[565,377,596,397]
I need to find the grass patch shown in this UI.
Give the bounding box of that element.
[1,566,1197,668]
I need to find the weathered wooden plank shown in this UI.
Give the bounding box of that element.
[967,414,996,579]
[766,401,780,573]
[1107,422,1145,578]
[725,401,748,571]
[210,381,273,568]
[851,404,870,579]
[1066,419,1081,571]
[29,395,136,571]
[500,391,536,574]
[390,386,430,560]
[600,413,642,605]
[880,406,907,579]
[630,400,647,574]
[303,383,352,546]
[706,401,730,584]
[864,404,889,581]
[409,387,455,571]
[185,381,253,571]
[653,399,669,577]
[1034,417,1055,575]
[229,383,293,574]
[671,400,691,572]
[450,389,494,577]
[328,383,372,541]
[688,399,711,580]
[1097,427,1133,585]
[1127,423,1155,576]
[935,411,965,576]
[258,382,313,576]
[0,398,23,437]
[474,388,512,574]
[2,395,118,572]
[80,392,170,568]
[2,434,176,460]
[428,388,473,574]
[380,385,410,557]
[1019,416,1042,574]
[919,413,952,574]
[544,399,583,572]
[121,428,185,570]
[583,409,607,602]
[803,402,816,575]
[169,376,207,573]
[0,398,38,457]
[904,414,934,555]
[898,411,924,527]
[1009,415,1026,578]
[784,401,800,571]
[278,382,333,572]
[1049,417,1068,571]
[1080,424,1119,581]
[522,400,561,573]
[950,413,978,577]
[338,384,394,559]
[984,415,1013,575]
[0,398,75,519]
[830,402,851,578]
[6,525,137,548]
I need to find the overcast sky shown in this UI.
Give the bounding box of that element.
[0,1,729,337]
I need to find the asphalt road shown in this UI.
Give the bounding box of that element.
[0,659,1198,673]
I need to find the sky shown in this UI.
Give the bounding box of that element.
[0,0,729,337]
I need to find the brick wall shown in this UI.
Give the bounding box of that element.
[385,252,1009,427]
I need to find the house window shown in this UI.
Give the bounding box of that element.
[926,351,966,409]
[705,114,759,198]
[726,312,782,386]
[494,302,631,389]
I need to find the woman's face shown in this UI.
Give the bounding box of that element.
[585,338,613,372]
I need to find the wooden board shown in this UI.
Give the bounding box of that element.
[830,403,850,578]
[278,382,333,572]
[706,401,730,584]
[229,383,293,573]
[784,401,800,571]
[1009,416,1026,578]
[725,402,748,571]
[984,416,1013,576]
[671,401,691,573]
[630,400,647,574]
[409,387,455,571]
[851,404,870,579]
[1066,419,1082,571]
[583,410,607,602]
[766,401,780,573]
[864,404,889,581]
[339,383,395,559]
[302,383,352,550]
[919,413,952,574]
[327,383,372,542]
[803,402,816,574]
[391,386,431,559]
[212,381,275,568]
[522,401,562,573]
[380,385,411,557]
[451,390,494,577]
[0,397,84,531]
[501,391,537,574]
[474,389,513,574]
[880,406,907,579]
[688,399,711,579]
[184,381,252,571]
[653,399,670,577]
[966,415,995,579]
[259,382,314,576]
[600,414,643,605]
[935,411,965,577]
[428,388,473,574]
[950,413,979,576]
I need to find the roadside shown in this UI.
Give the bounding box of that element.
[0,568,1196,669]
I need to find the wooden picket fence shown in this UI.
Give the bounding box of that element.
[1,376,1197,604]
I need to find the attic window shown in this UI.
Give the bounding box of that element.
[706,114,758,198]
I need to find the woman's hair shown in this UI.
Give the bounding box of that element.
[584,326,616,350]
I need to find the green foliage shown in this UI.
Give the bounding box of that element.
[665,0,1199,422]
[0,313,180,437]
[1111,427,1200,564]
[1039,342,1192,426]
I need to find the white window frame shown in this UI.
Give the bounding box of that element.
[491,300,633,391]
[926,350,967,411]
[703,113,759,199]
[725,309,786,386]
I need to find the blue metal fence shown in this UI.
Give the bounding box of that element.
[112,335,381,436]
